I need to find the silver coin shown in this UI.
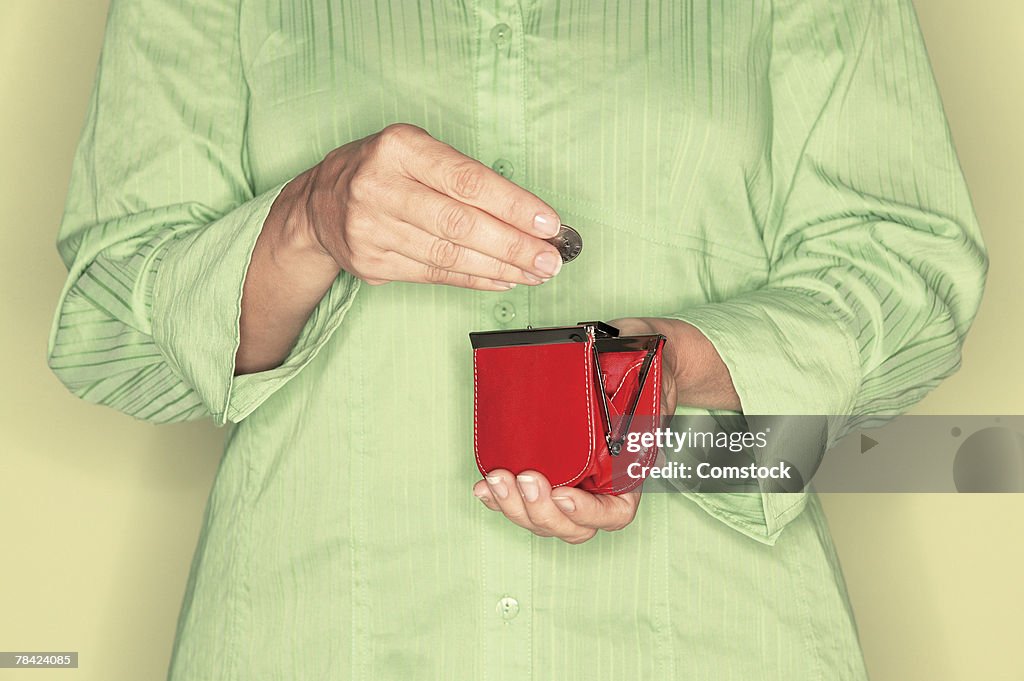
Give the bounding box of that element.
[545,224,584,263]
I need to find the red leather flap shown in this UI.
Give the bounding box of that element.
[473,340,596,486]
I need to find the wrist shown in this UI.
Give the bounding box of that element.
[265,172,340,281]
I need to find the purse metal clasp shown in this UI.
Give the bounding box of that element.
[581,322,661,456]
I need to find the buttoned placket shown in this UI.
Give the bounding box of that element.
[474,1,533,679]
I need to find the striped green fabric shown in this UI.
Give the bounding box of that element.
[48,0,986,679]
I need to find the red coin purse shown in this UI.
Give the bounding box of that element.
[470,322,666,495]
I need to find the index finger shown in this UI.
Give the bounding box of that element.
[386,125,561,239]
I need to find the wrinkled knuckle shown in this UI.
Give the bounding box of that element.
[378,122,423,149]
[449,163,484,200]
[423,265,451,285]
[428,239,460,269]
[502,234,527,264]
[369,125,422,166]
[437,204,474,241]
[493,260,516,282]
[503,193,526,223]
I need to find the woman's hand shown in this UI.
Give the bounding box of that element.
[473,469,641,545]
[237,123,564,374]
[472,317,741,544]
[289,123,564,290]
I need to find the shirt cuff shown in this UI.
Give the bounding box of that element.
[149,183,361,425]
[666,288,861,544]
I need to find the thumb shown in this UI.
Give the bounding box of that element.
[548,487,641,531]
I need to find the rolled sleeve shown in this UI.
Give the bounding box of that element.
[47,0,360,424]
[665,0,988,544]
[149,185,360,424]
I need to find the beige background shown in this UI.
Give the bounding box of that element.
[1,1,1020,679]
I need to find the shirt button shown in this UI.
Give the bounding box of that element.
[496,596,520,620]
[493,302,516,324]
[491,158,514,179]
[490,23,512,47]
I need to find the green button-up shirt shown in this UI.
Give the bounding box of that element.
[49,0,987,678]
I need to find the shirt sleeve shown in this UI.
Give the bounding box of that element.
[46,0,360,425]
[670,0,988,544]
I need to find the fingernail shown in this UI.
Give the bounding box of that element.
[486,475,509,499]
[499,282,517,289]
[522,271,546,285]
[516,474,539,502]
[552,496,576,513]
[534,251,562,278]
[533,214,560,238]
[474,493,492,505]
